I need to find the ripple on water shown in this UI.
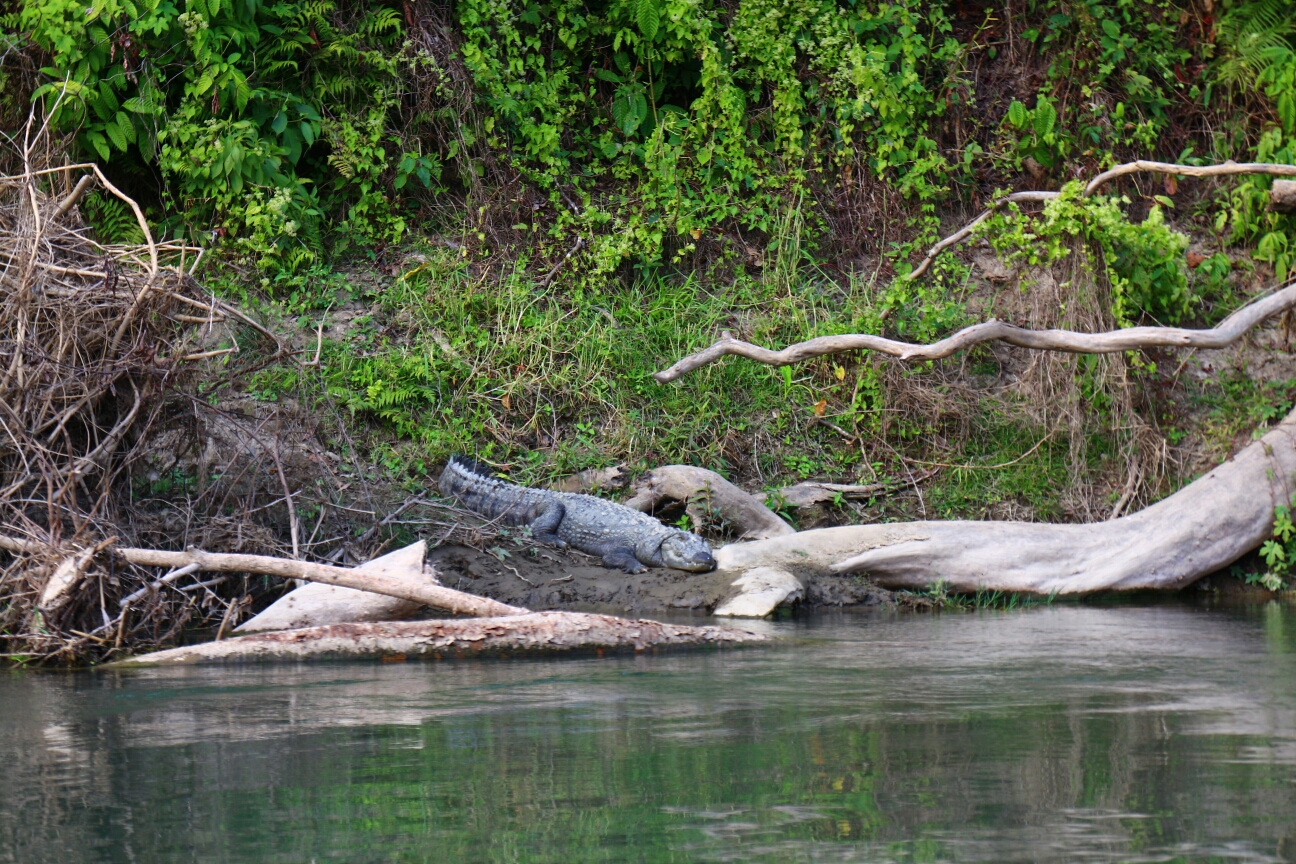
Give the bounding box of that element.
[2,602,1296,863]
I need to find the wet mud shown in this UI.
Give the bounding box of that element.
[425,542,893,615]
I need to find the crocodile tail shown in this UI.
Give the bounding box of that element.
[446,454,495,479]
[440,455,534,524]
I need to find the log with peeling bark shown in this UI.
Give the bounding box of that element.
[708,405,1296,595]
[654,279,1296,383]
[106,612,768,665]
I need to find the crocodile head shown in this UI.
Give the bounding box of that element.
[659,531,716,572]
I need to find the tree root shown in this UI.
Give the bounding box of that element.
[105,612,768,666]
[654,279,1296,383]
[710,406,1296,595]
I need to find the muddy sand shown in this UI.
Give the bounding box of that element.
[425,541,892,615]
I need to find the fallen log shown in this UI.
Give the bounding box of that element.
[710,405,1296,594]
[106,612,768,665]
[113,546,527,617]
[235,540,435,634]
[623,465,795,540]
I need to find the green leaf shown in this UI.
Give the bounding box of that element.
[271,110,287,134]
[612,85,648,136]
[1152,195,1174,209]
[636,0,660,41]
[1007,101,1027,128]
[1033,100,1056,138]
[301,121,315,145]
[1101,18,1120,39]
[116,112,137,144]
[104,120,128,152]
[86,131,111,162]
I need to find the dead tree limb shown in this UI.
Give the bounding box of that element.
[653,279,1296,383]
[709,405,1296,595]
[106,612,768,665]
[0,536,526,618]
[623,465,795,540]
[906,161,1296,280]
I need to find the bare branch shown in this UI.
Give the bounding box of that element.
[905,161,1296,282]
[653,280,1296,383]
[907,191,1059,280]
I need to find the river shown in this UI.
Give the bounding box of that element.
[3,601,1296,862]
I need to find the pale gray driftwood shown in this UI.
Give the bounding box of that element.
[108,612,768,665]
[712,567,804,617]
[654,279,1296,383]
[711,406,1296,595]
[624,465,795,540]
[236,541,433,634]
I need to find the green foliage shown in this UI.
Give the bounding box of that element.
[456,0,961,274]
[1256,495,1296,591]
[1215,129,1296,280]
[81,190,145,243]
[24,0,410,269]
[298,249,887,481]
[979,182,1191,325]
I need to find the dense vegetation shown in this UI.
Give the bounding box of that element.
[5,0,1296,522]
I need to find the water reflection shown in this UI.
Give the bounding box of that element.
[3,603,1296,863]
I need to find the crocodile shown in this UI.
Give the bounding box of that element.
[439,455,716,574]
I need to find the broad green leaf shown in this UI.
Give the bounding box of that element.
[104,120,128,152]
[86,131,111,162]
[1007,100,1027,128]
[637,0,660,41]
[1033,100,1056,138]
[271,110,287,133]
[116,112,137,144]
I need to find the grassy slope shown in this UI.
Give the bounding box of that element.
[213,230,1296,536]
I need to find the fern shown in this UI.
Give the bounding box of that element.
[1215,0,1295,88]
[81,192,145,244]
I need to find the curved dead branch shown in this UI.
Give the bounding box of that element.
[653,279,1296,383]
[906,161,1296,280]
[907,191,1060,280]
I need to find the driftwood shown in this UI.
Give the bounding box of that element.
[107,612,768,665]
[906,161,1296,280]
[547,465,628,493]
[624,465,795,540]
[708,405,1296,595]
[235,541,434,634]
[654,278,1296,383]
[0,536,526,618]
[1272,180,1296,213]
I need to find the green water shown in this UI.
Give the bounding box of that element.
[4,603,1296,863]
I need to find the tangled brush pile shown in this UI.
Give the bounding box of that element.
[0,113,234,662]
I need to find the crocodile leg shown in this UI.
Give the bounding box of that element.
[529,501,568,549]
[601,547,648,574]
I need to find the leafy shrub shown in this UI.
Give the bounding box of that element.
[980,182,1191,325]
[24,0,409,268]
